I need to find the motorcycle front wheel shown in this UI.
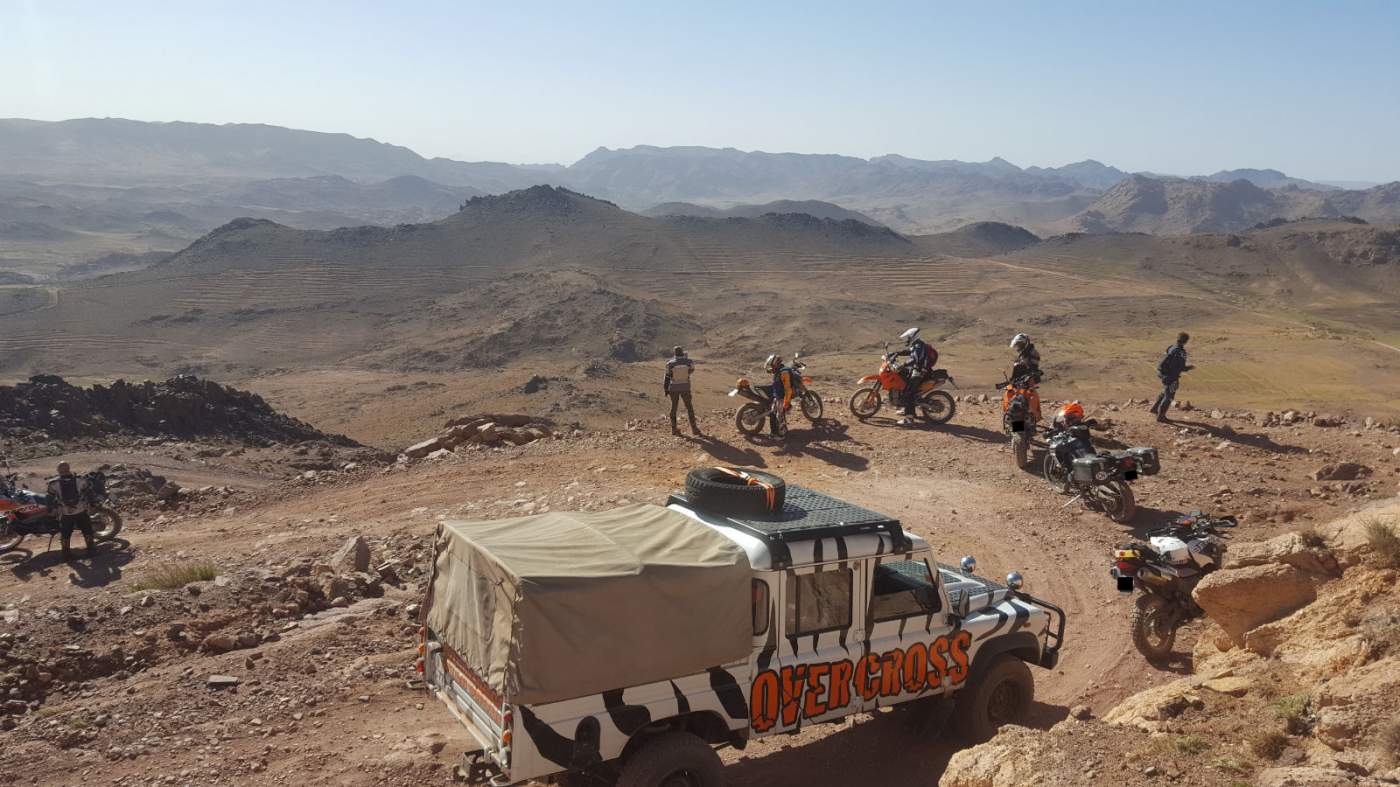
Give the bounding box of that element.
[0,520,23,552]
[801,391,824,422]
[848,386,882,420]
[1042,453,1072,494]
[1098,481,1137,523]
[1130,594,1178,661]
[918,390,956,425]
[92,506,123,540]
[735,403,767,436]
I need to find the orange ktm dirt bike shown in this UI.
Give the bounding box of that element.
[729,357,822,437]
[997,369,1043,468]
[847,352,956,424]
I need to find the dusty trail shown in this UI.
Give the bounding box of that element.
[0,394,1385,786]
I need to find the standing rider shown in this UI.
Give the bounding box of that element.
[1150,332,1193,422]
[760,354,798,437]
[891,327,937,427]
[46,462,95,562]
[1009,333,1041,381]
[663,346,700,436]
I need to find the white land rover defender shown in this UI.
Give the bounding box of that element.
[421,468,1066,786]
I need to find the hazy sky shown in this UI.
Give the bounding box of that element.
[4,0,1398,181]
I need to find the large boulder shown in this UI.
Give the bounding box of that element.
[404,437,443,459]
[331,535,371,573]
[1311,463,1371,482]
[1225,531,1340,578]
[1192,563,1318,645]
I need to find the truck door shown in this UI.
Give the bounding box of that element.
[858,554,968,710]
[749,561,864,736]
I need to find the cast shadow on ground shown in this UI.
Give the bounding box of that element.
[682,434,768,468]
[722,701,1068,786]
[6,538,132,586]
[1166,419,1308,455]
[861,414,1006,444]
[766,420,870,471]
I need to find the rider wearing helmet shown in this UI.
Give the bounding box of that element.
[760,353,798,436]
[1009,333,1041,381]
[891,327,937,426]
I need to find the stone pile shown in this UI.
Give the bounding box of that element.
[401,414,561,460]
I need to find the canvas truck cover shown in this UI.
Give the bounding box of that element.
[426,504,753,706]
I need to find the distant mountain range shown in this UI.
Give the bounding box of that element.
[2,117,1398,275]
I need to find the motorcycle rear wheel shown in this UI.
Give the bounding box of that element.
[1099,481,1137,523]
[848,386,881,420]
[735,403,767,436]
[1011,431,1030,469]
[0,520,23,553]
[1130,594,1178,661]
[92,506,123,540]
[801,391,824,422]
[918,391,956,425]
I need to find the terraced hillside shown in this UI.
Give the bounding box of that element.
[1,188,1397,424]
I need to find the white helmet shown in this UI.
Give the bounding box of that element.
[900,327,920,345]
[764,354,781,372]
[1010,333,1030,351]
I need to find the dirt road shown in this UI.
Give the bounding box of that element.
[0,398,1392,786]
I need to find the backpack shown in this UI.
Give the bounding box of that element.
[1158,346,1186,378]
[55,476,83,507]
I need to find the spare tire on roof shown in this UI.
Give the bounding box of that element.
[685,467,786,517]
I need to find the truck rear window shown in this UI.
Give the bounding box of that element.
[786,568,852,635]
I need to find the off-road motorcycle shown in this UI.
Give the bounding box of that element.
[1111,511,1236,661]
[0,470,123,554]
[729,355,822,437]
[848,349,956,424]
[996,370,1043,468]
[1042,422,1159,523]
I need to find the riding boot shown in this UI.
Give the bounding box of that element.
[61,534,74,563]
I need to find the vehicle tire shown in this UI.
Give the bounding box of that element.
[1011,432,1029,469]
[0,519,22,553]
[91,506,123,540]
[684,467,786,517]
[801,391,824,422]
[616,731,723,787]
[734,403,766,436]
[1042,452,1071,494]
[953,655,1034,743]
[918,391,956,424]
[1130,594,1177,661]
[848,386,882,420]
[1100,481,1137,523]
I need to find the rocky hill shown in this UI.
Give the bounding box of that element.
[1066,175,1400,234]
[914,221,1041,257]
[642,199,884,226]
[0,375,357,446]
[943,503,1400,787]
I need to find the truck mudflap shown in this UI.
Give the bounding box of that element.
[1013,590,1066,669]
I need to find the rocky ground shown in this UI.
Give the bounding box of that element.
[1,393,1398,786]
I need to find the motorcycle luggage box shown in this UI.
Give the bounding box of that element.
[1071,454,1112,483]
[1127,447,1160,475]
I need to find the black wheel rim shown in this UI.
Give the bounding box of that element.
[987,680,1024,725]
[739,406,765,432]
[0,523,21,551]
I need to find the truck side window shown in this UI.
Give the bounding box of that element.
[752,579,770,635]
[870,559,941,621]
[785,568,852,635]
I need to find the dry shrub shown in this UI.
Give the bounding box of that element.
[133,561,219,590]
[1270,694,1312,735]
[1172,735,1209,755]
[1249,730,1288,760]
[1211,756,1248,776]
[1365,518,1400,568]
[1295,526,1326,549]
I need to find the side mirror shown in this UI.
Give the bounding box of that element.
[1005,571,1024,591]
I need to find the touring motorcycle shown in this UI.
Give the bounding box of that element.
[1111,511,1235,660]
[0,470,123,554]
[730,354,823,437]
[1043,421,1158,523]
[997,370,1043,468]
[847,351,956,424]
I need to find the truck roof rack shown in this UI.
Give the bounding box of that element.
[668,484,909,568]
